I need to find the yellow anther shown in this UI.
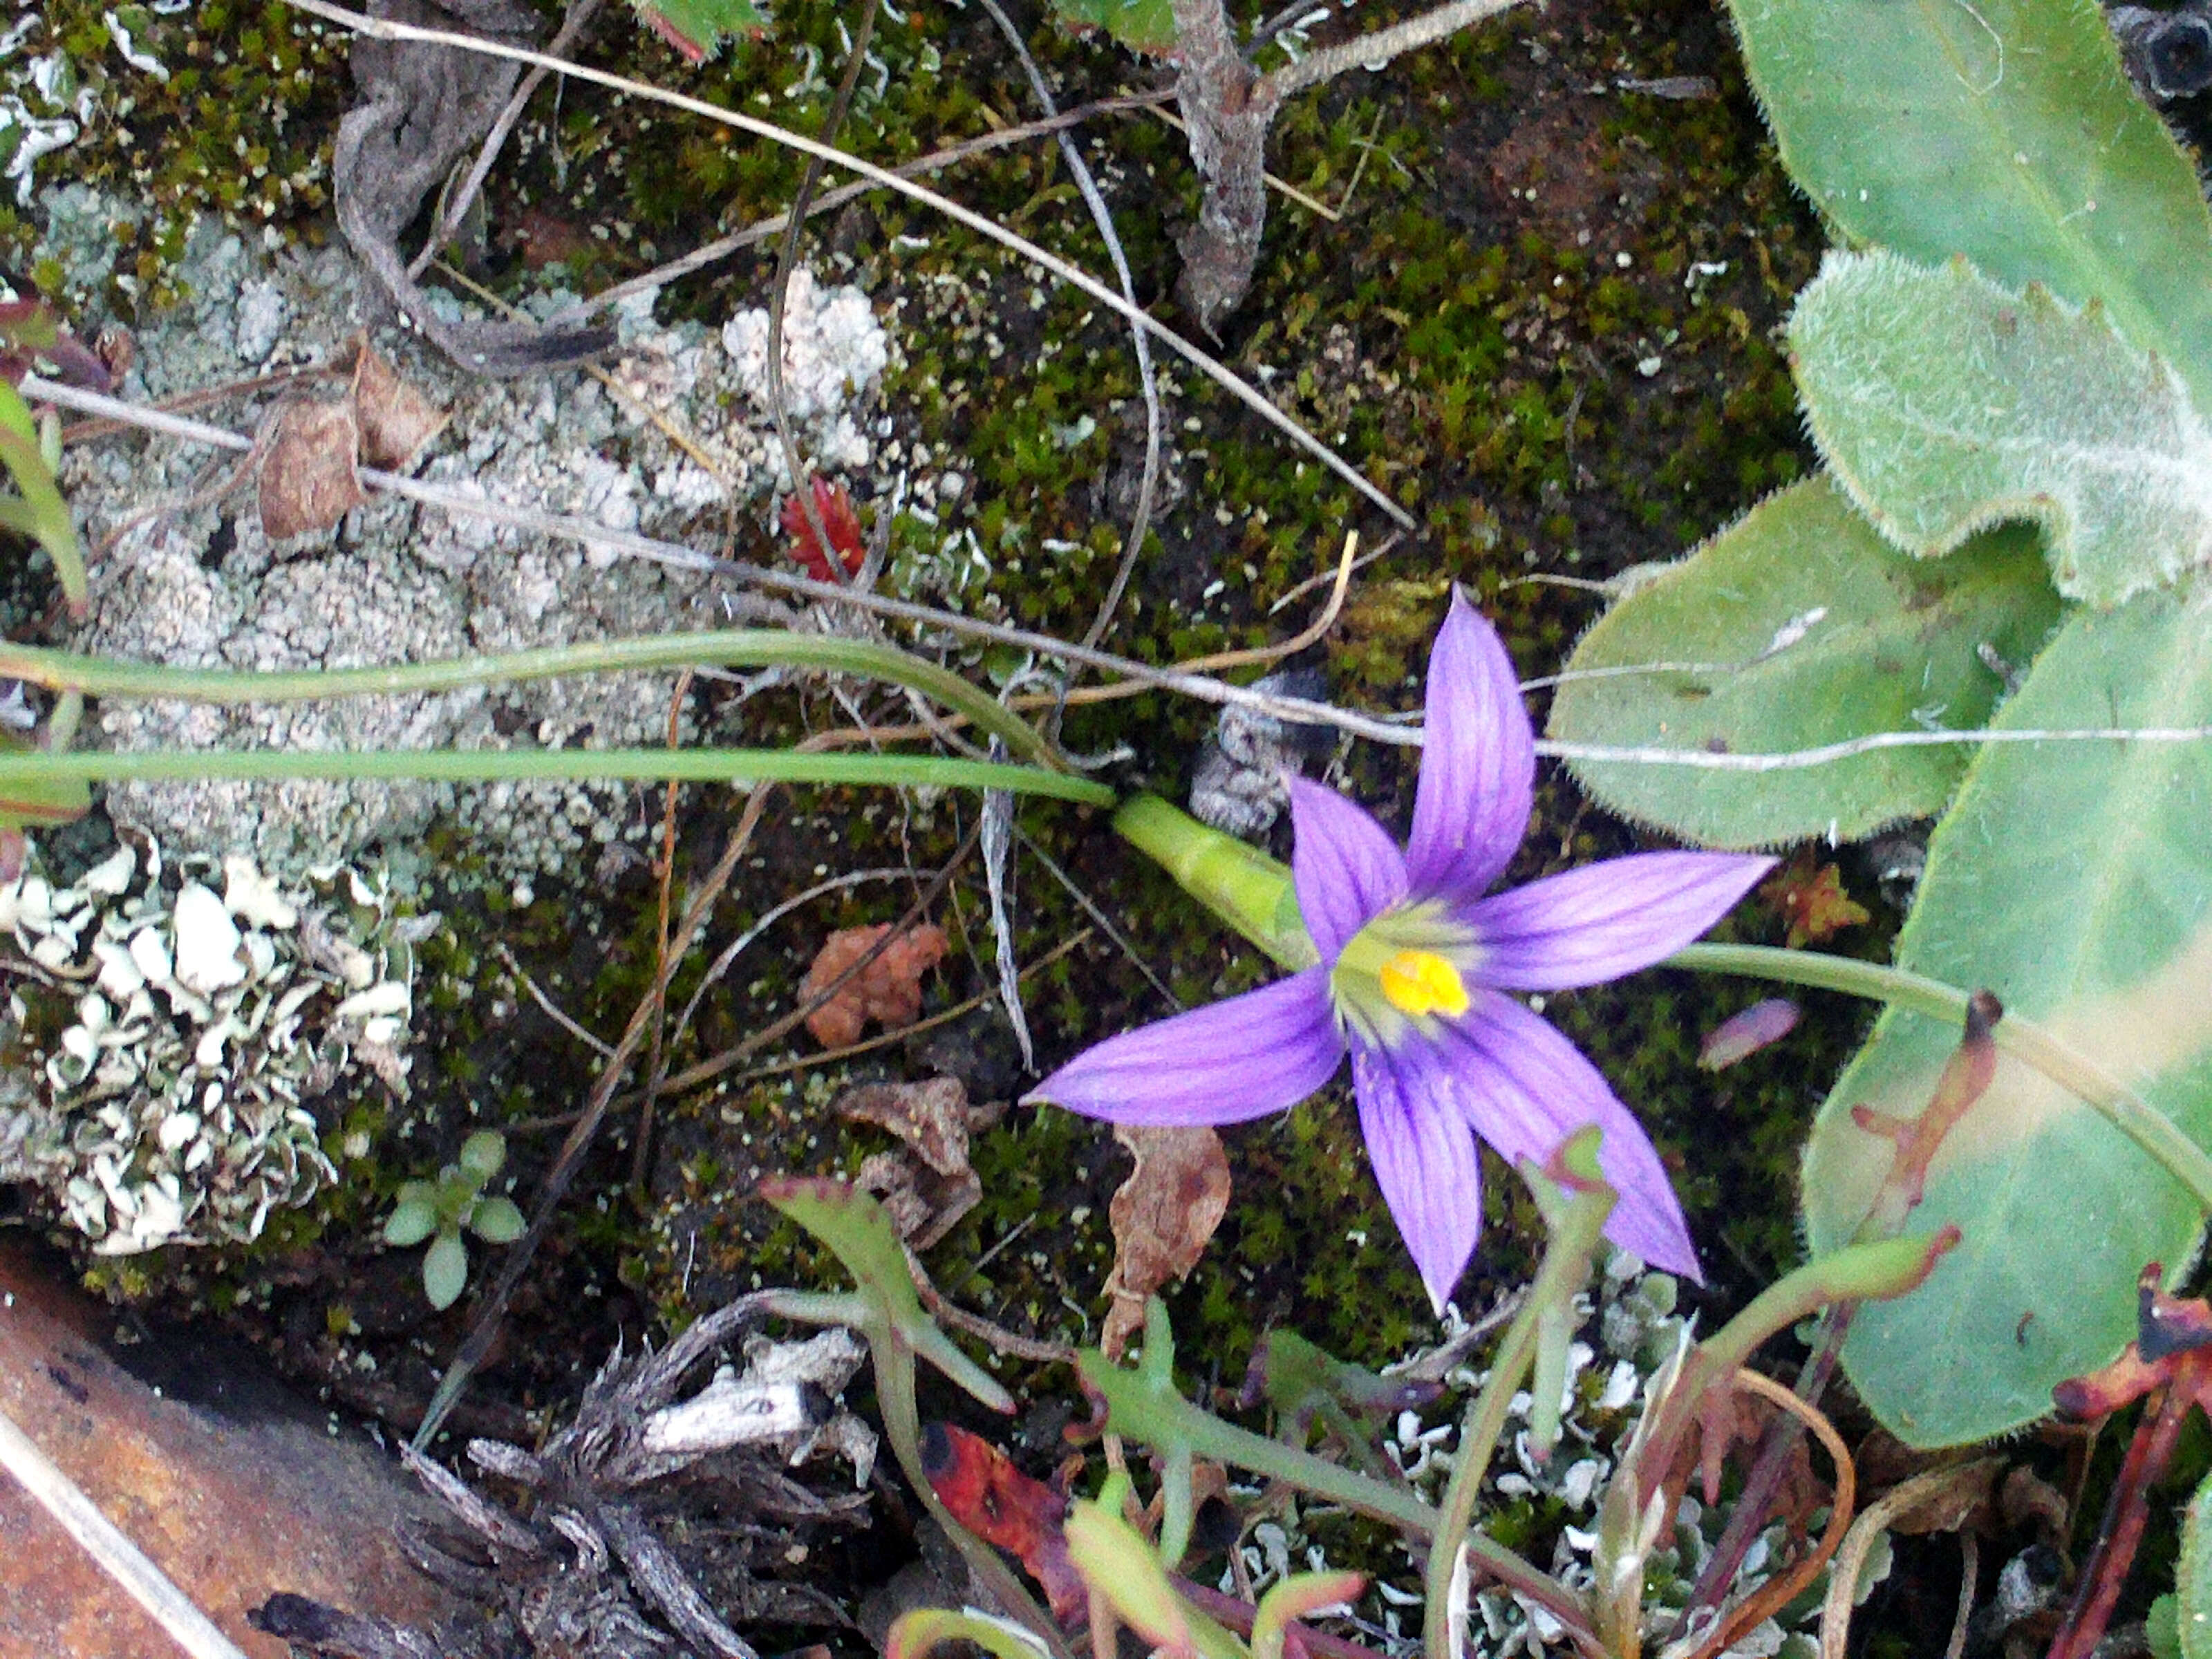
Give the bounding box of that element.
[1378,950,1470,1018]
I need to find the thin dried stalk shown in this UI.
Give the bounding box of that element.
[0,1405,252,1659]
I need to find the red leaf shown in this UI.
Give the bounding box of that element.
[921,1423,1087,1626]
[1759,853,1872,949]
[780,476,865,582]
[641,6,709,60]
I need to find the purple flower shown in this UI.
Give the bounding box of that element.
[1026,592,1774,1314]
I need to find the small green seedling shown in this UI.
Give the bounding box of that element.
[383,1130,527,1311]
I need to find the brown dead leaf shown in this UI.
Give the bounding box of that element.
[801,923,948,1048]
[259,397,366,540]
[838,1077,975,1175]
[837,1078,1005,1249]
[350,337,449,469]
[1101,1125,1232,1362]
[853,1152,973,1249]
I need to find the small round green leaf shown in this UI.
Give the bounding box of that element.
[457,1130,506,1184]
[467,1196,526,1245]
[383,1197,439,1248]
[422,1230,469,1311]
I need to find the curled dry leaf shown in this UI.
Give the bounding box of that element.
[1101,1125,1232,1362]
[800,922,948,1048]
[836,1076,1004,1250]
[259,397,367,541]
[350,338,449,469]
[257,346,447,538]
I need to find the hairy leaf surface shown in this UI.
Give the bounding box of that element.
[1792,251,2212,606]
[1544,477,2060,849]
[1801,587,2212,1446]
[1725,0,2212,411]
[1051,0,1177,54]
[632,0,768,59]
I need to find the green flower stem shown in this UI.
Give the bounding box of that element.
[1668,942,2212,1212]
[1079,1332,1576,1633]
[0,630,1061,770]
[0,747,1114,806]
[1112,794,1317,970]
[1423,1136,1612,1659]
[1678,1231,1954,1412]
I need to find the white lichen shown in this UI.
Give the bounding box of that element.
[0,834,425,1255]
[44,187,900,877]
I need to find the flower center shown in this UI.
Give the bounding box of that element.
[1329,906,1480,1044]
[1378,950,1470,1018]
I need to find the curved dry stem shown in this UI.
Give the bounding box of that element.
[1813,1461,1998,1659]
[279,0,1415,530]
[1679,1369,1854,1659]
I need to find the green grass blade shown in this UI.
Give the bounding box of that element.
[0,746,1116,805]
[0,629,1062,770]
[0,385,86,615]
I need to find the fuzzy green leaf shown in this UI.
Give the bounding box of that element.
[467,1196,526,1244]
[1801,585,2212,1445]
[1544,477,2061,850]
[383,1195,439,1248]
[457,1130,506,1184]
[1049,0,1177,55]
[422,1230,470,1310]
[630,0,767,59]
[2181,1473,2212,1659]
[1725,0,2212,413]
[1791,252,2212,606]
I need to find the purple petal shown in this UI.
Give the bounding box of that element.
[1024,969,1344,1126]
[1438,994,1700,1280]
[1350,1038,1484,1317]
[1467,852,1777,991]
[1290,779,1408,962]
[1405,592,1535,901]
[1699,998,1801,1071]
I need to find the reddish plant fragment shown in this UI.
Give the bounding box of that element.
[1698,997,1800,1071]
[1101,1125,1232,1362]
[1760,853,1872,949]
[919,1422,1087,1626]
[838,1077,1003,1248]
[0,299,108,392]
[2045,1263,2212,1659]
[259,397,368,540]
[800,921,948,1047]
[781,476,865,582]
[1849,989,2000,1238]
[350,338,448,469]
[641,5,709,60]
